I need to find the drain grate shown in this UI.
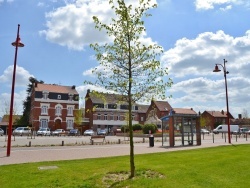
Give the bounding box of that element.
[38,166,58,170]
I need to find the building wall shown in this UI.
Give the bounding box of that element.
[30,85,79,131]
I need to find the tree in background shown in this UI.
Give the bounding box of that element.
[242,109,249,118]
[200,115,211,130]
[16,77,44,126]
[88,0,172,178]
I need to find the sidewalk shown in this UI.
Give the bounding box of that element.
[1,136,249,166]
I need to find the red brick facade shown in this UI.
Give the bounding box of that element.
[30,83,79,131]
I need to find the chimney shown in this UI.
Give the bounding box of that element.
[72,85,75,89]
[238,114,242,119]
[221,110,224,115]
[34,82,38,87]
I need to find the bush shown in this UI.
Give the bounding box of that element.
[132,124,143,131]
[121,125,129,133]
[142,124,157,134]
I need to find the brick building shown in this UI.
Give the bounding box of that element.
[200,110,234,131]
[85,89,148,132]
[30,83,79,131]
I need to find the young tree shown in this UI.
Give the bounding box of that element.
[74,108,84,127]
[88,0,172,178]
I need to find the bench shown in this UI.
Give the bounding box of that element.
[90,135,105,145]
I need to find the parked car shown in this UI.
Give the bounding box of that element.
[201,129,210,134]
[12,127,31,136]
[68,129,80,136]
[97,129,107,135]
[0,128,4,136]
[83,129,94,136]
[233,128,249,135]
[52,129,65,136]
[37,128,51,136]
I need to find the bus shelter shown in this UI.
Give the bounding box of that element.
[161,111,201,147]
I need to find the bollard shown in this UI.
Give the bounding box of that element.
[213,133,214,143]
[29,141,31,147]
[91,140,94,145]
[62,141,64,146]
[149,135,154,147]
[143,137,145,143]
[236,134,237,142]
[118,139,121,144]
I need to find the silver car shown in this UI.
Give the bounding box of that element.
[13,127,31,136]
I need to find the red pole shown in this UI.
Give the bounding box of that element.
[7,24,22,157]
[223,59,231,144]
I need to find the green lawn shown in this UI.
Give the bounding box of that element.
[1,144,250,188]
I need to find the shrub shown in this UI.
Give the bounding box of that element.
[121,125,129,133]
[132,124,143,131]
[142,124,157,134]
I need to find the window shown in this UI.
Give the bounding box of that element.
[132,115,135,120]
[104,104,108,109]
[67,106,74,116]
[68,94,73,101]
[117,115,120,121]
[40,119,48,128]
[141,116,144,121]
[57,95,61,99]
[97,114,101,120]
[66,119,74,130]
[55,106,62,116]
[110,114,114,120]
[42,91,49,99]
[41,105,48,115]
[104,114,107,120]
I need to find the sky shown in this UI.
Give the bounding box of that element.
[0,0,250,119]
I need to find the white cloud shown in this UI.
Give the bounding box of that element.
[39,0,114,50]
[39,0,158,51]
[161,30,250,78]
[194,0,246,11]
[0,65,34,87]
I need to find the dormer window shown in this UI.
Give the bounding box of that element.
[42,91,49,99]
[68,93,73,101]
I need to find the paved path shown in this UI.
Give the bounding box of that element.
[0,135,249,166]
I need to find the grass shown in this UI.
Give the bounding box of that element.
[1,144,250,187]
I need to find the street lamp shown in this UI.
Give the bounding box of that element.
[7,24,25,156]
[213,59,231,144]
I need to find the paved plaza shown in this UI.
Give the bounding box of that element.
[0,134,249,166]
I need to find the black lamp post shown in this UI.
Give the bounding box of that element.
[213,59,231,144]
[7,24,25,156]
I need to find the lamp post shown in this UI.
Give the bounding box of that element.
[7,24,24,156]
[213,59,231,144]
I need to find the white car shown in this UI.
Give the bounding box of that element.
[37,128,51,136]
[83,129,94,136]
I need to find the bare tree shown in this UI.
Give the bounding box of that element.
[242,109,249,118]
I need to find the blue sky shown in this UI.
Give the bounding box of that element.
[0,0,250,118]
